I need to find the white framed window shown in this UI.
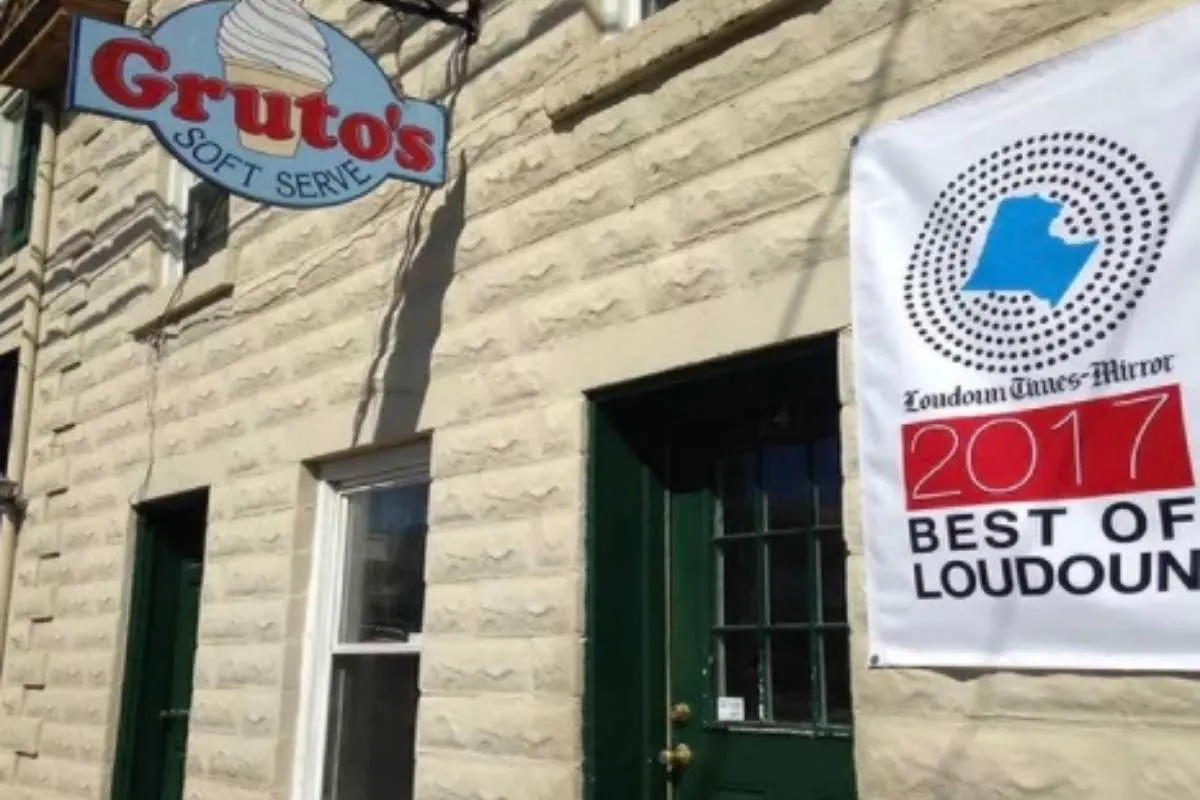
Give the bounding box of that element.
[0,93,25,196]
[161,159,230,282]
[0,92,40,259]
[621,0,681,26]
[161,159,199,283]
[294,443,431,800]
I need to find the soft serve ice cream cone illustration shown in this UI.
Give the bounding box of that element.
[217,0,334,157]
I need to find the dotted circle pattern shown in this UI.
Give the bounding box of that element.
[903,132,1171,374]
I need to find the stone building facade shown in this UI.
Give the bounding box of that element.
[0,0,1190,799]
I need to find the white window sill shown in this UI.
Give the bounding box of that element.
[127,256,236,340]
[543,0,792,122]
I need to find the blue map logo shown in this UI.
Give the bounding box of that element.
[903,132,1170,375]
[962,195,1098,307]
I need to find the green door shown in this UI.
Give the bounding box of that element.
[112,490,208,800]
[666,402,854,800]
[585,337,855,800]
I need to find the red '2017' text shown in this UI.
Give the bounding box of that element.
[901,384,1194,511]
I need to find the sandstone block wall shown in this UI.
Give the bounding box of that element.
[0,0,1194,799]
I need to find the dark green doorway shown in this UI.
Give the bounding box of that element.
[112,488,209,800]
[585,337,856,800]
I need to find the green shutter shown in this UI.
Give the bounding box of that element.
[8,97,41,254]
[110,515,157,800]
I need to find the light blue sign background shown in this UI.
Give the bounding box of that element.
[67,1,448,209]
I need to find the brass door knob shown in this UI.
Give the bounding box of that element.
[658,742,693,772]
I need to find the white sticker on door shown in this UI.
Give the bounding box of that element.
[716,696,745,722]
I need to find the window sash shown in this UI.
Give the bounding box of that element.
[183,180,229,272]
[625,0,679,25]
[643,0,678,15]
[323,443,430,489]
[0,111,20,193]
[161,160,197,282]
[708,431,851,733]
[321,649,421,800]
[161,161,231,279]
[330,640,422,657]
[293,448,430,800]
[0,94,39,259]
[331,482,427,647]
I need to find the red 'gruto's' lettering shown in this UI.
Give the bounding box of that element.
[90,37,437,172]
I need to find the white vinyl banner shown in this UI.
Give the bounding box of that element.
[851,2,1200,671]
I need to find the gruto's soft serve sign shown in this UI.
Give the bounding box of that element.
[67,0,448,208]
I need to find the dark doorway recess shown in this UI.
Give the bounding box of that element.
[112,488,209,800]
[585,335,857,800]
[0,349,19,476]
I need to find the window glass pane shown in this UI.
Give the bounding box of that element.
[184,181,230,272]
[0,104,22,193]
[813,435,841,525]
[768,536,810,624]
[340,481,429,644]
[717,631,761,722]
[322,654,419,800]
[171,161,196,209]
[718,452,756,534]
[765,444,811,530]
[769,633,813,723]
[0,124,12,193]
[822,630,852,726]
[717,538,758,626]
[818,531,847,624]
[643,0,680,16]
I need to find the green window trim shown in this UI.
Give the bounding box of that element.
[584,336,855,800]
[182,179,229,272]
[704,435,852,737]
[110,513,158,800]
[1,94,41,259]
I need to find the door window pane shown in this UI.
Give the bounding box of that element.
[769,633,813,722]
[764,445,811,530]
[718,539,759,626]
[718,631,762,722]
[813,436,841,526]
[718,453,756,534]
[818,532,847,624]
[822,631,852,725]
[339,482,429,644]
[322,654,419,800]
[0,112,17,192]
[768,536,810,624]
[642,0,680,17]
[698,406,852,733]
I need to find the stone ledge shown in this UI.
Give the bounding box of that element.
[128,256,237,340]
[542,0,793,122]
[0,248,43,299]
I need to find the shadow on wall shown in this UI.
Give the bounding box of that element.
[352,153,468,444]
[351,36,472,446]
[773,0,912,342]
[39,190,171,349]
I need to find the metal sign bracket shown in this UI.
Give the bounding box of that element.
[369,0,481,43]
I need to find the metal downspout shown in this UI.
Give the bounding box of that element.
[0,94,59,665]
